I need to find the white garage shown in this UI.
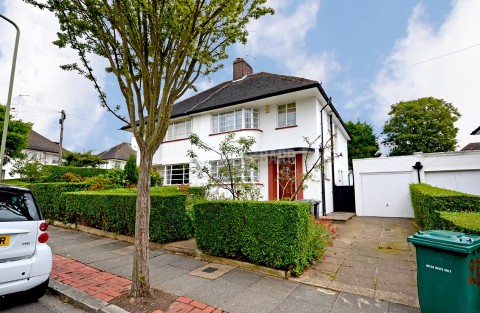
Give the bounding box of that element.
[353,151,480,218]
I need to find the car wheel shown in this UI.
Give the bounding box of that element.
[27,278,49,302]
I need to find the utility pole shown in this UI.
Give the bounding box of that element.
[58,110,66,165]
[0,14,20,180]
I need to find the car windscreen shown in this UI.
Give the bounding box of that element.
[0,191,40,222]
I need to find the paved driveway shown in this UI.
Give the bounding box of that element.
[293,217,419,307]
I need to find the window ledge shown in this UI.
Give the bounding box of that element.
[163,137,190,144]
[209,129,263,136]
[275,125,298,130]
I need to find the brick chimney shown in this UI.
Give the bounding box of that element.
[233,58,253,80]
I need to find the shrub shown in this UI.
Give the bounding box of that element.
[439,211,480,234]
[28,182,87,221]
[61,187,192,243]
[103,168,126,186]
[39,165,108,182]
[193,201,331,275]
[150,168,163,186]
[10,160,43,182]
[60,172,83,182]
[410,183,480,230]
[124,155,138,184]
[189,186,206,199]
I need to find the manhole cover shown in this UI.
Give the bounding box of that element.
[202,267,218,273]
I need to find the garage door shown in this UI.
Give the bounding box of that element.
[425,170,480,196]
[360,172,415,217]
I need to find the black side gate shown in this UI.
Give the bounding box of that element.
[333,185,356,213]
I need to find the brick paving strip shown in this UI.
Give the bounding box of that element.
[52,254,227,313]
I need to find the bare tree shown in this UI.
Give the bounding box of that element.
[187,133,260,200]
[278,134,341,201]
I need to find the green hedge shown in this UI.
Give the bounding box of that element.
[188,187,206,199]
[39,165,108,182]
[440,211,480,234]
[61,187,192,243]
[193,201,329,276]
[410,183,480,230]
[28,182,87,221]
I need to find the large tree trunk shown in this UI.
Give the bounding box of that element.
[130,149,153,298]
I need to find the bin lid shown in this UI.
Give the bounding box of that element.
[407,230,480,254]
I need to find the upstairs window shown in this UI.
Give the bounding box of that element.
[277,103,296,128]
[166,119,192,141]
[211,108,258,133]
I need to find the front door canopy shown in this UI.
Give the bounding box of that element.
[247,147,314,158]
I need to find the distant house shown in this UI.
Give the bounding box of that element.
[461,142,480,151]
[97,142,136,169]
[3,130,62,179]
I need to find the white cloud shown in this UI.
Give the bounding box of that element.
[241,0,340,82]
[371,0,480,149]
[0,0,107,151]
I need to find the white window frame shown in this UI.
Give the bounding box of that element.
[210,159,259,183]
[277,103,296,128]
[164,164,189,185]
[165,119,192,141]
[211,108,259,133]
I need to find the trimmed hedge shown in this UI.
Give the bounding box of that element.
[410,183,480,230]
[61,187,192,243]
[193,201,329,276]
[39,165,108,182]
[28,182,87,221]
[440,211,480,234]
[189,187,206,199]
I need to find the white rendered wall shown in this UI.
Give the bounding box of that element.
[148,88,350,214]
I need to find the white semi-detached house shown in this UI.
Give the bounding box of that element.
[3,130,63,179]
[125,58,351,215]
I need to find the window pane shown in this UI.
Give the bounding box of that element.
[244,108,251,128]
[278,104,288,127]
[287,111,296,126]
[164,166,172,185]
[235,110,242,129]
[278,112,286,127]
[186,120,192,136]
[212,115,218,133]
[252,109,259,128]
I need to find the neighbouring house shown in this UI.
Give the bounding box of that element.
[353,151,480,218]
[123,58,351,214]
[461,142,480,151]
[97,142,136,169]
[3,130,62,179]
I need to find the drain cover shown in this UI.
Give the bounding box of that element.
[202,267,218,273]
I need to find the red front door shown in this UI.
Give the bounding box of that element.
[278,157,296,200]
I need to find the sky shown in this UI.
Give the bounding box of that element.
[0,0,478,154]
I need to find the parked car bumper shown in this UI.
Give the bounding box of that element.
[0,244,52,296]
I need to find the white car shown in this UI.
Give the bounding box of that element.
[0,184,52,300]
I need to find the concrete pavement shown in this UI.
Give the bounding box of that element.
[46,219,420,313]
[295,217,419,306]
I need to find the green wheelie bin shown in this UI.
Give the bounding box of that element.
[408,230,480,313]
